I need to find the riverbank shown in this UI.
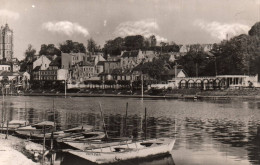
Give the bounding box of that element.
[22,91,260,100]
[0,134,44,165]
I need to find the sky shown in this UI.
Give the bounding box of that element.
[0,0,259,60]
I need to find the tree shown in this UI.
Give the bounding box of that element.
[177,49,215,77]
[124,35,144,50]
[144,38,150,51]
[87,38,97,54]
[133,56,171,81]
[39,44,61,56]
[249,22,260,37]
[150,35,157,47]
[59,40,86,53]
[74,42,86,53]
[24,44,36,62]
[103,37,125,58]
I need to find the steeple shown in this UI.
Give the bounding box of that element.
[0,23,13,61]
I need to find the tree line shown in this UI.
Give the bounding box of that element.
[177,22,260,78]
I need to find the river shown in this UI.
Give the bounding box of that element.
[1,96,260,165]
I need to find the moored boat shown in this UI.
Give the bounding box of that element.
[58,131,105,143]
[0,120,29,131]
[15,121,93,139]
[68,138,175,164]
[15,121,55,137]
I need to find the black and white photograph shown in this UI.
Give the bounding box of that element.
[0,0,260,164]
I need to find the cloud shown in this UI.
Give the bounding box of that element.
[0,9,19,20]
[194,20,250,40]
[42,21,89,37]
[114,19,167,42]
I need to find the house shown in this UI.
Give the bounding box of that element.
[33,55,52,70]
[179,45,190,53]
[161,69,188,82]
[61,52,87,69]
[0,71,28,92]
[107,54,121,62]
[0,60,11,72]
[103,61,121,73]
[94,54,106,65]
[201,44,213,52]
[131,70,152,81]
[32,56,60,81]
[11,58,20,72]
[98,60,121,81]
[57,69,69,81]
[112,69,132,81]
[71,61,95,82]
[120,50,145,69]
[142,51,157,62]
[96,61,105,75]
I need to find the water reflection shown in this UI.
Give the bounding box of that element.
[1,96,260,165]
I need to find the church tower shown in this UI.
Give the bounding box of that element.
[0,24,13,61]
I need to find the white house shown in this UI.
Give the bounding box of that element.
[33,55,51,70]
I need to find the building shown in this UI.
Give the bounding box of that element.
[61,52,87,69]
[33,55,52,70]
[161,69,188,82]
[120,50,145,69]
[71,61,95,82]
[0,24,13,61]
[0,60,11,72]
[11,58,20,72]
[32,55,60,81]
[103,61,121,73]
[0,71,29,93]
[167,74,260,89]
[107,54,121,62]
[142,51,157,62]
[96,61,105,75]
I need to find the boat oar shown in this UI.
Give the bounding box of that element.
[99,102,108,140]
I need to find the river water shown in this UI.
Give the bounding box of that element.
[1,96,260,165]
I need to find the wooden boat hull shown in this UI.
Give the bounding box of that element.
[68,138,175,164]
[60,131,105,141]
[15,124,93,139]
[65,139,131,151]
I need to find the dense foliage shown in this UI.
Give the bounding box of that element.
[103,35,179,58]
[39,44,61,56]
[59,40,86,53]
[177,22,260,77]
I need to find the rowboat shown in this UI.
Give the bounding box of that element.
[16,121,93,139]
[60,133,133,151]
[42,125,94,139]
[68,138,175,164]
[58,131,105,143]
[15,121,54,137]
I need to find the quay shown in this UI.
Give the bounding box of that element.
[22,92,260,100]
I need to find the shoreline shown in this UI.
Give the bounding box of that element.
[19,92,260,100]
[0,134,44,165]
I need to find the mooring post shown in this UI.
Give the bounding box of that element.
[124,102,128,136]
[145,107,147,140]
